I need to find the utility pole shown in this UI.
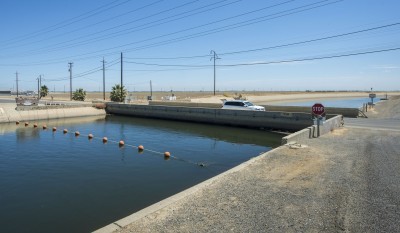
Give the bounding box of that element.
[15,72,19,97]
[68,62,73,101]
[39,75,42,98]
[120,52,123,102]
[37,76,40,98]
[150,80,153,98]
[102,57,106,101]
[210,50,220,96]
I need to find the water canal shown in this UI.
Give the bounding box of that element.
[0,115,282,233]
[267,97,378,108]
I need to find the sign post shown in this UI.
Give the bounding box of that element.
[312,103,325,137]
[369,93,376,105]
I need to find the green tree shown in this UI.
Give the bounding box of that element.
[40,85,49,98]
[72,88,86,101]
[110,84,127,102]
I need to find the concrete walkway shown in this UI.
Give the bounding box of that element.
[95,97,400,233]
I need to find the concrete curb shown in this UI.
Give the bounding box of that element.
[93,146,285,233]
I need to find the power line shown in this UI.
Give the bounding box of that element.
[124,22,400,62]
[64,0,298,55]
[0,0,341,65]
[3,0,237,58]
[0,0,300,62]
[125,46,400,68]
[219,22,400,56]
[0,0,165,51]
[220,46,400,67]
[76,0,343,60]
[38,0,241,52]
[36,0,204,51]
[40,58,120,82]
[0,0,131,47]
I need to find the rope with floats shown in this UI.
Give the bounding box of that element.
[18,121,207,167]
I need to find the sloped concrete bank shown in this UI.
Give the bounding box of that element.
[0,104,106,123]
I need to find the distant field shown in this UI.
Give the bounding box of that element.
[36,91,314,102]
[3,91,397,105]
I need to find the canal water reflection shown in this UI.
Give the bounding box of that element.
[0,115,282,233]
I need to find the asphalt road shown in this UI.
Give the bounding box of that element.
[331,127,400,232]
[0,98,14,103]
[344,117,400,131]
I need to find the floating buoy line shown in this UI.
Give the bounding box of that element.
[16,121,207,167]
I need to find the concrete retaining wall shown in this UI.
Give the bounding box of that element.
[281,115,343,145]
[16,103,94,111]
[0,105,106,123]
[107,103,314,131]
[148,101,360,117]
[265,105,359,118]
[149,101,221,108]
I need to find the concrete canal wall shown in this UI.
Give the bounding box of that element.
[149,101,360,117]
[108,103,344,145]
[265,105,359,118]
[0,104,106,123]
[108,103,317,132]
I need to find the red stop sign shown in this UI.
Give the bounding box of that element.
[312,103,325,115]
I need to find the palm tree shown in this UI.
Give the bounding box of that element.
[40,85,49,98]
[110,84,127,102]
[72,88,86,101]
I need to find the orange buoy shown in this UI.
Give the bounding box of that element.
[33,123,38,128]
[164,151,171,158]
[43,125,47,129]
[75,131,80,136]
[63,129,68,134]
[138,145,144,151]
[16,121,20,125]
[102,137,108,143]
[52,127,57,132]
[88,134,93,139]
[119,140,125,146]
[24,122,29,126]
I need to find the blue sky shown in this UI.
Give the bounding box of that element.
[0,0,399,92]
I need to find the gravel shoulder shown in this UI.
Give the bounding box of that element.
[115,127,399,233]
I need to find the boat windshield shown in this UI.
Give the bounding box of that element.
[244,101,254,106]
